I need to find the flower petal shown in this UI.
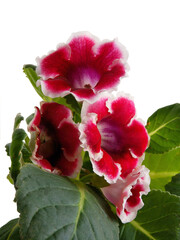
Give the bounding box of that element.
[94,40,127,72]
[28,107,41,132]
[38,77,71,98]
[79,114,102,161]
[71,88,96,102]
[40,102,72,129]
[57,119,81,161]
[68,34,95,65]
[92,149,121,184]
[94,62,125,92]
[106,95,136,126]
[102,165,150,223]
[112,152,139,179]
[81,95,109,121]
[37,45,71,79]
[55,155,82,178]
[126,119,149,157]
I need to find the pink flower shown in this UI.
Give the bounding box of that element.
[79,94,149,183]
[102,165,150,223]
[28,102,82,177]
[36,32,128,102]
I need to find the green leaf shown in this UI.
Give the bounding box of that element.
[23,65,45,100]
[81,173,109,188]
[5,143,11,157]
[10,129,27,184]
[13,113,24,131]
[119,190,180,240]
[0,218,21,240]
[165,173,180,196]
[82,151,93,172]
[21,145,32,163]
[144,147,180,190]
[146,103,180,154]
[16,164,119,240]
[26,113,34,125]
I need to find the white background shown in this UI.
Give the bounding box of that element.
[0,0,180,227]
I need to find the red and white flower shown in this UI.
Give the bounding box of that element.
[79,93,149,183]
[28,102,82,177]
[36,32,128,102]
[101,165,150,223]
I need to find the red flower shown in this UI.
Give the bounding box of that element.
[79,93,149,183]
[36,32,128,102]
[28,102,82,177]
[102,165,150,223]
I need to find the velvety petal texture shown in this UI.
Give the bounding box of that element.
[28,102,82,178]
[36,32,128,102]
[80,93,149,183]
[101,165,150,223]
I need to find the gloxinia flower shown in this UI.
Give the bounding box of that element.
[28,102,82,177]
[36,32,128,102]
[79,93,149,183]
[101,165,150,223]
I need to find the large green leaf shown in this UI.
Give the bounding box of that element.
[165,173,180,196]
[0,218,21,240]
[144,147,180,190]
[146,103,180,154]
[16,164,119,240]
[119,190,180,240]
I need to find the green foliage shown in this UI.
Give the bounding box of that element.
[0,218,20,240]
[119,190,180,240]
[23,64,44,100]
[144,147,180,190]
[16,164,119,240]
[165,173,180,196]
[5,114,31,185]
[146,103,180,154]
[145,103,180,191]
[10,129,27,184]
[25,113,34,125]
[13,113,24,131]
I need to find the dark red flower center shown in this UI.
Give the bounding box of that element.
[38,121,62,167]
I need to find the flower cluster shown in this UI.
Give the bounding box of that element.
[28,32,150,223]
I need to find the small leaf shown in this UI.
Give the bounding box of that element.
[23,65,45,100]
[82,151,93,172]
[65,94,81,122]
[146,103,180,153]
[26,113,34,125]
[165,173,180,196]
[119,190,180,240]
[81,173,109,188]
[16,164,119,240]
[10,129,27,183]
[144,147,180,190]
[13,113,24,131]
[0,218,21,240]
[21,145,32,163]
[5,143,11,156]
